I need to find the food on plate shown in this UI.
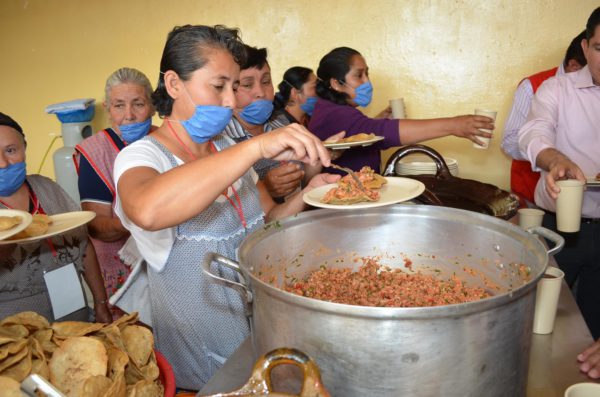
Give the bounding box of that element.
[321,166,384,205]
[0,311,164,397]
[285,257,490,307]
[8,213,52,240]
[0,376,22,397]
[0,216,22,232]
[324,132,377,144]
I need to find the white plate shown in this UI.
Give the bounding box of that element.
[323,135,385,150]
[0,211,96,245]
[586,177,600,187]
[0,209,33,241]
[303,177,425,209]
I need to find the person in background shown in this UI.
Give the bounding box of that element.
[113,25,336,390]
[308,47,494,174]
[518,7,600,341]
[74,67,155,315]
[501,31,586,207]
[0,112,111,323]
[224,46,325,200]
[272,66,318,127]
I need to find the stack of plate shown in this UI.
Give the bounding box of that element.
[395,155,459,177]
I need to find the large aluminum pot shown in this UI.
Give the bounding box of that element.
[203,206,564,397]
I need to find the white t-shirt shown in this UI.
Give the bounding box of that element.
[113,138,258,272]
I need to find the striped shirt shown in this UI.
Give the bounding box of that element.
[502,64,564,160]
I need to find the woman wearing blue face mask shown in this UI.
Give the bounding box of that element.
[73,67,155,316]
[309,47,496,174]
[223,47,330,201]
[113,25,336,390]
[0,112,111,324]
[272,66,318,128]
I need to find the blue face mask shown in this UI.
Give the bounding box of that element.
[0,162,26,197]
[300,96,318,116]
[181,105,233,143]
[239,99,274,125]
[352,81,373,107]
[119,118,152,144]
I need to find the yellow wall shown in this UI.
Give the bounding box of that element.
[0,0,596,189]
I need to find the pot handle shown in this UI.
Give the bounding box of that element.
[202,252,253,316]
[382,144,452,179]
[527,226,565,256]
[202,348,331,397]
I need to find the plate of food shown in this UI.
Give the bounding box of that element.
[586,174,600,187]
[323,133,385,150]
[0,209,33,241]
[303,166,425,209]
[0,211,96,245]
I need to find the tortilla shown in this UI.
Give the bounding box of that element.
[0,216,21,231]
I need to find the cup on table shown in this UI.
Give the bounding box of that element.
[532,266,564,334]
[390,98,406,119]
[472,109,497,149]
[556,179,585,233]
[564,383,600,397]
[518,208,545,230]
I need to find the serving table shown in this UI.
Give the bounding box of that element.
[199,251,595,396]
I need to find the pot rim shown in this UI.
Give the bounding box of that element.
[238,205,550,319]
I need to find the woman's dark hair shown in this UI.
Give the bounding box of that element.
[241,45,268,71]
[273,66,313,110]
[316,47,361,105]
[564,30,587,68]
[0,112,26,145]
[586,7,600,40]
[152,24,246,116]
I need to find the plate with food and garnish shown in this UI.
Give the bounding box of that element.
[0,209,33,241]
[0,211,96,244]
[303,166,425,209]
[322,133,385,150]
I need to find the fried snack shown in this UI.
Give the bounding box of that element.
[0,311,164,396]
[321,166,384,205]
[8,214,52,240]
[0,375,22,397]
[0,216,22,231]
[325,132,376,144]
[49,336,108,397]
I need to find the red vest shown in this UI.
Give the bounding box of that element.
[510,67,558,205]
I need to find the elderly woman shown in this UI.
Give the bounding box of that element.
[74,67,155,306]
[272,66,318,127]
[0,112,111,323]
[114,25,336,389]
[309,47,496,173]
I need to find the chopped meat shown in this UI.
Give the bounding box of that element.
[285,257,490,307]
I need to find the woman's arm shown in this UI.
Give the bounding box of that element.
[82,202,129,242]
[398,116,494,145]
[81,242,112,323]
[118,124,331,231]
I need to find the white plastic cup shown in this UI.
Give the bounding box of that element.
[518,208,545,230]
[532,266,564,334]
[564,382,600,397]
[390,98,406,119]
[556,179,585,233]
[472,109,497,149]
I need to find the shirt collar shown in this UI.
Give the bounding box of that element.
[572,65,596,89]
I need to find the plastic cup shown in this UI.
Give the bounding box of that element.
[564,383,600,397]
[518,208,545,230]
[390,98,406,119]
[472,109,497,149]
[556,179,585,232]
[532,266,564,334]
